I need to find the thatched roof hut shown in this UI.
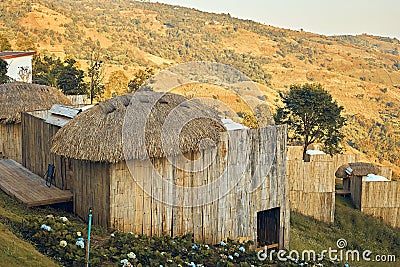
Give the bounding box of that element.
[0,82,71,124]
[48,91,289,247]
[0,82,71,163]
[335,162,379,178]
[51,92,225,163]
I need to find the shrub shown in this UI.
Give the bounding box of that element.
[19,214,339,266]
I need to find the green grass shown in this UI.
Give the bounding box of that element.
[0,192,59,267]
[290,195,400,266]
[0,222,58,267]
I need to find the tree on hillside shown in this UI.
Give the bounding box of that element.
[0,33,12,51]
[57,58,87,95]
[104,70,129,99]
[0,59,10,84]
[15,33,36,51]
[275,83,346,159]
[128,67,154,93]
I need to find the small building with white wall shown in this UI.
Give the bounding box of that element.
[0,51,36,83]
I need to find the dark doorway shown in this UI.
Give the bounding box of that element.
[257,208,280,247]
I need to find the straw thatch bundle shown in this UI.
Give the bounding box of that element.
[335,162,379,178]
[0,82,71,124]
[51,92,226,163]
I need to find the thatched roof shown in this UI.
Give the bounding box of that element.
[335,162,379,178]
[0,83,72,124]
[51,92,226,163]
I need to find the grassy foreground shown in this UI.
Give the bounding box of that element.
[0,191,59,267]
[290,196,400,267]
[0,188,398,266]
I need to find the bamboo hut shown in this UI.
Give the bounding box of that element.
[335,162,379,193]
[287,146,360,224]
[0,83,71,163]
[50,92,290,247]
[22,105,86,189]
[335,162,400,227]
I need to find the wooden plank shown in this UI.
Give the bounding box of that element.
[0,159,72,207]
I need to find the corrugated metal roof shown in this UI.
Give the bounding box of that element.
[49,104,81,119]
[221,118,248,131]
[28,104,93,127]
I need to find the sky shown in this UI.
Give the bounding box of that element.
[155,0,400,39]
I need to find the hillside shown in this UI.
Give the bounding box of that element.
[0,0,400,172]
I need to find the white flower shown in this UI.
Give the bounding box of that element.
[188,262,196,267]
[110,233,115,237]
[127,252,136,259]
[234,252,240,257]
[75,238,85,249]
[220,241,226,246]
[204,245,210,249]
[40,224,51,231]
[120,259,129,264]
[77,231,82,237]
[59,240,67,247]
[46,214,54,219]
[228,255,234,260]
[238,246,245,252]
[59,216,68,222]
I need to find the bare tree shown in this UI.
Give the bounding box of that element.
[87,44,105,104]
[18,66,32,83]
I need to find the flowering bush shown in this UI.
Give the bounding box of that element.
[20,214,338,266]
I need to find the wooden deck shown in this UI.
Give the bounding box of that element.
[0,159,72,207]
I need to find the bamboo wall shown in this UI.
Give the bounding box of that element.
[21,112,72,190]
[0,123,22,163]
[350,176,363,209]
[287,146,360,224]
[71,159,111,228]
[73,126,289,247]
[378,166,392,180]
[358,181,400,228]
[66,95,88,105]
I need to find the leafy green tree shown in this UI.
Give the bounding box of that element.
[33,55,87,95]
[57,58,87,95]
[128,67,154,92]
[32,55,63,87]
[275,83,346,159]
[0,59,9,84]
